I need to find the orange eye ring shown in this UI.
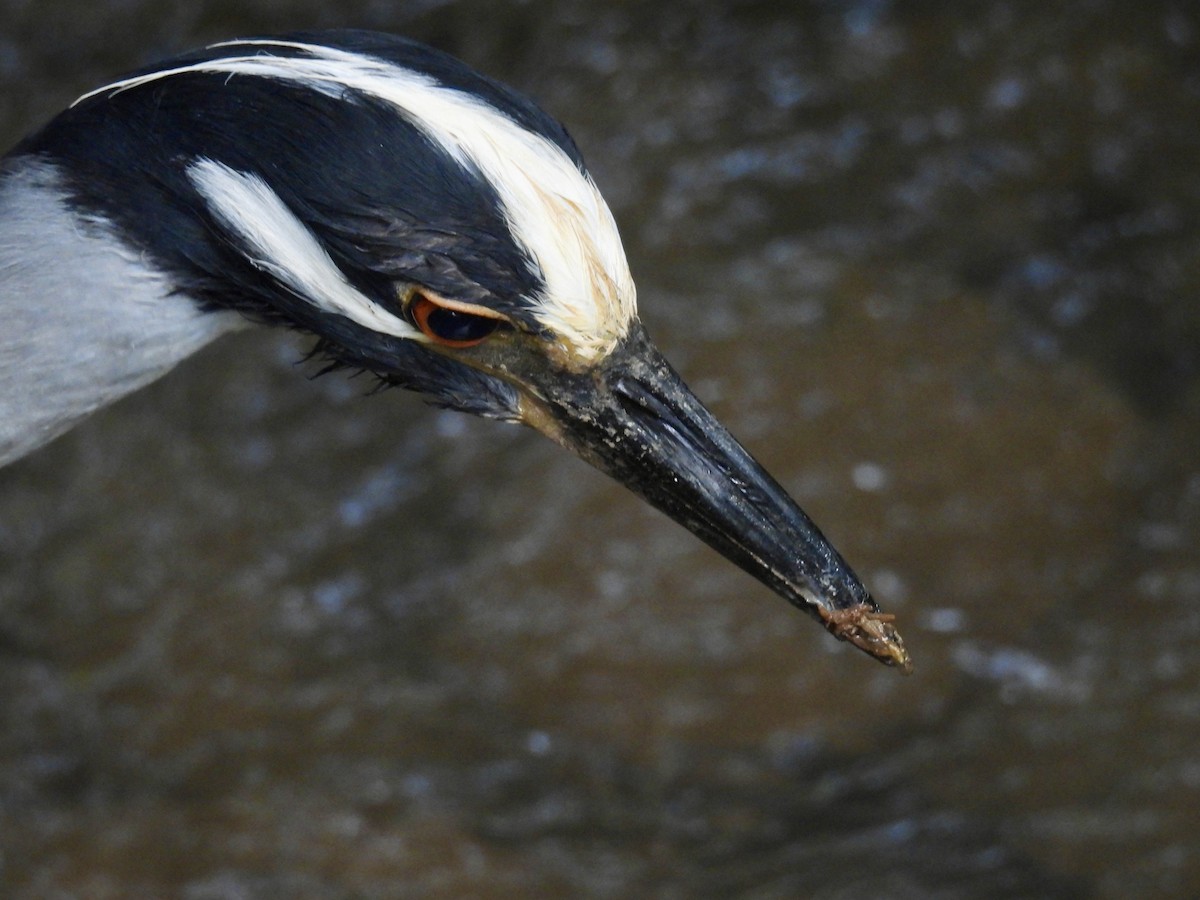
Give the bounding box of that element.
[410,293,502,348]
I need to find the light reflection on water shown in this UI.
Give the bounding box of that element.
[1,2,1198,898]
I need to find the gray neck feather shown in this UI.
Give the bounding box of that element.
[0,158,242,467]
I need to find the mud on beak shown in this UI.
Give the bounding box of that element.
[518,321,912,672]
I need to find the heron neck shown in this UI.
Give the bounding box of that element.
[0,157,242,467]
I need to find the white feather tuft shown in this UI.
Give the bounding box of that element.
[187,158,423,340]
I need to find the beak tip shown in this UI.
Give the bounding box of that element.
[817,602,914,674]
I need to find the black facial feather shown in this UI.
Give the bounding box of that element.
[9,32,584,415]
[21,74,544,316]
[304,326,521,421]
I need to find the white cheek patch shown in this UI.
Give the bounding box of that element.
[77,38,638,362]
[187,158,423,341]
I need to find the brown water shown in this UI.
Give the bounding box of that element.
[1,1,1198,897]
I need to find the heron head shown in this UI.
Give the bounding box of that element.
[42,31,909,669]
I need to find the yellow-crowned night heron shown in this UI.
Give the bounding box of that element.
[0,31,909,670]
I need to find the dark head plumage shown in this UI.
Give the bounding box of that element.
[0,30,909,669]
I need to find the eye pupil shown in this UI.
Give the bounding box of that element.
[411,294,501,347]
[425,307,497,343]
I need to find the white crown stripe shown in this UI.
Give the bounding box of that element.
[75,40,638,361]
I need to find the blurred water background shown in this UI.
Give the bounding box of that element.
[1,1,1198,897]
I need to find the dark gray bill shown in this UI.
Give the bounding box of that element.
[520,321,911,672]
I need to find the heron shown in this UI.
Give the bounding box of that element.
[0,31,910,671]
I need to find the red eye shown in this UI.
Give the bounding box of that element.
[411,294,501,348]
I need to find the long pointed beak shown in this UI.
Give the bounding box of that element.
[519,322,911,672]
